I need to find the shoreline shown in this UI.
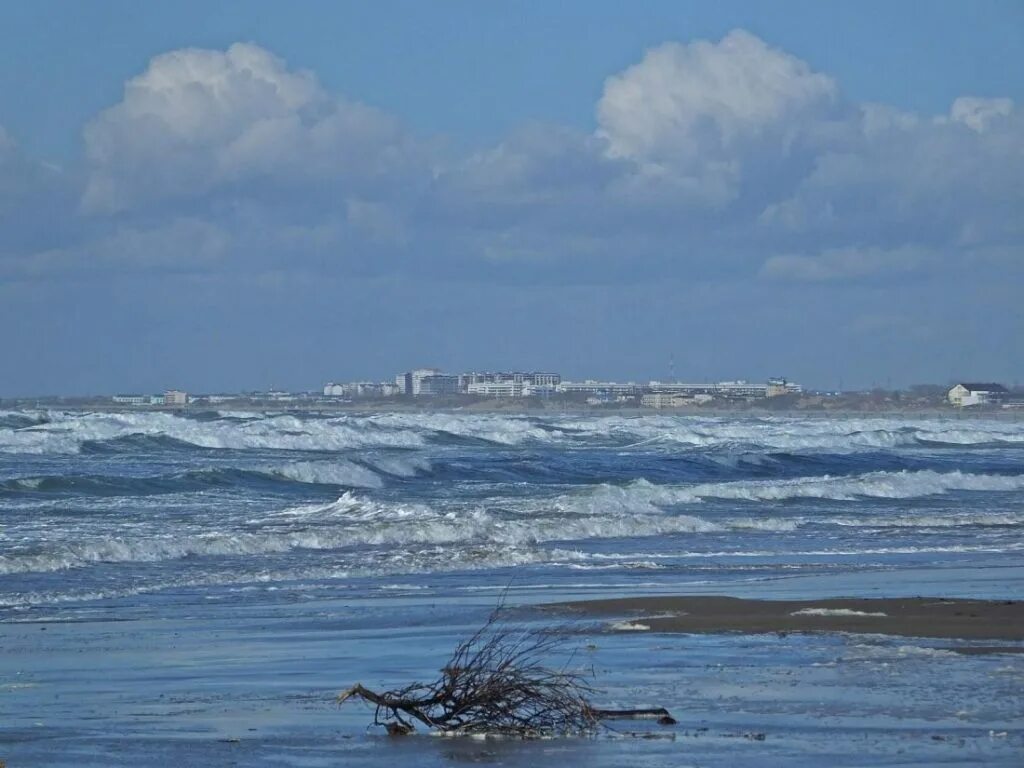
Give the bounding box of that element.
[543,596,1024,644]
[5,402,1021,420]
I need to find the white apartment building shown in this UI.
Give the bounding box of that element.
[410,368,442,396]
[411,369,459,396]
[467,381,527,398]
[558,380,641,396]
[393,369,443,396]
[112,394,148,405]
[460,371,561,390]
[647,382,717,396]
[714,380,769,398]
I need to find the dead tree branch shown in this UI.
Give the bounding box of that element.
[339,607,675,736]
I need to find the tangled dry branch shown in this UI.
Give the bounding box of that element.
[339,607,674,737]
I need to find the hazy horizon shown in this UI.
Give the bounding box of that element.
[1,374,1017,401]
[2,1,1022,396]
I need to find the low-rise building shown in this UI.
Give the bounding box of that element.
[459,372,561,391]
[642,392,713,408]
[467,381,527,398]
[767,378,803,397]
[714,380,769,399]
[325,381,401,397]
[465,378,560,399]
[948,382,1009,407]
[648,378,803,401]
[164,390,188,406]
[112,394,148,405]
[558,380,641,397]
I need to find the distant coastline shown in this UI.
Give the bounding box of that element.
[4,399,1023,420]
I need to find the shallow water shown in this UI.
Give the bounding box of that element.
[1,409,1022,765]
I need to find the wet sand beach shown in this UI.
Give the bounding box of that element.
[547,596,1024,643]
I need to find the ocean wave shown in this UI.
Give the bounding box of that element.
[365,455,432,478]
[0,410,51,430]
[269,461,383,488]
[6,466,1021,575]
[830,511,1024,528]
[364,412,564,446]
[0,462,387,497]
[0,410,426,454]
[584,469,1024,507]
[0,489,720,575]
[2,410,1022,456]
[0,544,592,607]
[553,415,1024,451]
[0,468,263,497]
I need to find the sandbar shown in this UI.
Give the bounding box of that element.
[544,596,1024,644]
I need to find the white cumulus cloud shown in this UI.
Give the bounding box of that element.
[596,29,839,199]
[83,43,417,213]
[949,96,1014,132]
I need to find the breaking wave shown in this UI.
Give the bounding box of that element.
[0,458,438,497]
[0,411,426,454]
[3,410,1022,456]
[269,461,384,488]
[583,469,1024,506]
[4,467,1022,576]
[552,414,1024,451]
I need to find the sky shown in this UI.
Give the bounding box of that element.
[1,1,1022,395]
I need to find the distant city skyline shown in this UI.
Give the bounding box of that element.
[1,2,1022,397]
[6,366,1020,401]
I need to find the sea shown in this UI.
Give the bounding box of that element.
[1,408,1022,766]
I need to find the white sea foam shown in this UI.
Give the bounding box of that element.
[0,488,717,575]
[364,412,563,445]
[578,470,1024,509]
[366,455,432,477]
[609,621,651,631]
[4,410,1022,456]
[831,511,1024,528]
[552,414,1024,451]
[5,463,1023,576]
[792,608,887,617]
[845,644,960,660]
[270,461,383,488]
[0,410,426,454]
[567,561,663,570]
[4,476,45,490]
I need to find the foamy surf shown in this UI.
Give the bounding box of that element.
[791,608,888,617]
[2,409,1022,613]
[2,410,1023,455]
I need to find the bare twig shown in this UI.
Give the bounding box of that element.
[339,605,674,737]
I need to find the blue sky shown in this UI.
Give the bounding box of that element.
[1,1,1022,394]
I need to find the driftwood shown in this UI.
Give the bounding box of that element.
[339,607,675,736]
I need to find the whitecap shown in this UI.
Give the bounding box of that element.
[791,608,887,617]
